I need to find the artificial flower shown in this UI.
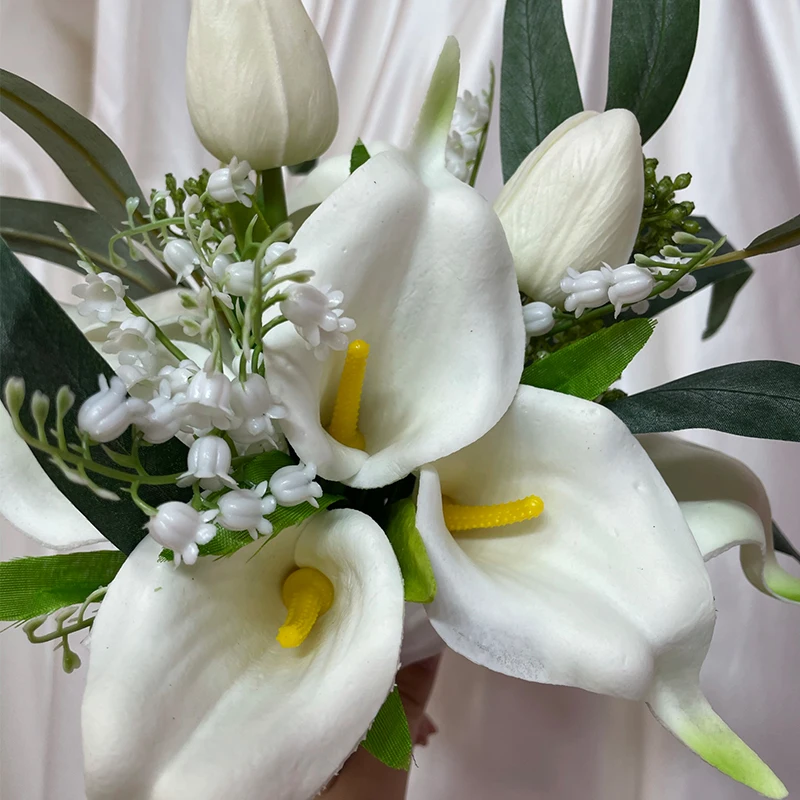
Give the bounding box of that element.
[216,481,277,539]
[145,501,219,566]
[521,301,556,337]
[264,39,525,489]
[414,385,790,798]
[185,0,339,169]
[177,434,237,490]
[206,157,255,206]
[494,109,644,304]
[78,375,147,443]
[72,272,127,323]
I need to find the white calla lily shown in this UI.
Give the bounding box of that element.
[639,433,800,603]
[265,39,525,488]
[0,405,105,549]
[494,109,644,305]
[82,509,404,800]
[415,386,786,798]
[286,141,395,214]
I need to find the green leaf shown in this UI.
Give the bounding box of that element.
[522,318,656,400]
[286,159,318,176]
[349,139,371,174]
[362,687,413,770]
[606,0,700,143]
[0,196,171,297]
[385,499,437,603]
[607,360,800,441]
[500,0,583,181]
[773,522,800,564]
[0,239,190,554]
[746,213,800,256]
[0,69,147,227]
[0,551,125,621]
[160,451,344,560]
[617,218,752,338]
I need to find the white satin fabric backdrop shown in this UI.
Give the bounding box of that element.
[1,1,798,798]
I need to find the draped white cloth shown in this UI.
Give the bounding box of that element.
[1,1,798,798]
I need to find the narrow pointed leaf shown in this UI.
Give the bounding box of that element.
[385,499,437,603]
[0,197,171,297]
[362,686,413,770]
[607,361,800,441]
[606,0,700,143]
[349,139,371,174]
[0,551,125,621]
[0,239,189,554]
[746,213,800,255]
[521,318,655,400]
[0,69,147,227]
[773,522,800,564]
[500,0,583,181]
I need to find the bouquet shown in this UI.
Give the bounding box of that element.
[1,0,798,798]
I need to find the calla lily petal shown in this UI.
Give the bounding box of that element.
[266,39,525,488]
[0,405,105,549]
[416,386,784,797]
[82,509,404,800]
[639,433,800,603]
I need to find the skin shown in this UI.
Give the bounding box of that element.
[321,656,441,799]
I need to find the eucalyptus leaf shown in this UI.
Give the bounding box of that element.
[0,551,125,621]
[0,69,147,227]
[0,239,189,554]
[522,318,656,400]
[0,196,171,297]
[773,522,800,564]
[385,499,437,603]
[606,0,700,143]
[607,360,800,441]
[362,686,413,770]
[746,213,800,255]
[349,139,370,174]
[500,0,583,182]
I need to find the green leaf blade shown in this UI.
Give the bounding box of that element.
[0,197,171,297]
[500,0,583,182]
[522,318,656,400]
[607,361,800,441]
[0,239,190,554]
[349,139,371,174]
[606,0,700,143]
[0,551,125,621]
[746,213,800,255]
[385,499,437,603]
[362,687,413,770]
[0,69,147,226]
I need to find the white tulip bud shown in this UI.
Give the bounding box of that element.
[494,110,644,305]
[186,0,339,169]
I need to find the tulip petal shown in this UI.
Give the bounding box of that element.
[0,405,105,549]
[265,47,524,489]
[415,387,784,795]
[648,680,787,799]
[639,433,800,603]
[82,509,404,800]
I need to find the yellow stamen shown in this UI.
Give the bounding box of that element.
[442,494,544,532]
[276,567,335,649]
[326,339,369,450]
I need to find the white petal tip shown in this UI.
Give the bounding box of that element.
[648,680,787,798]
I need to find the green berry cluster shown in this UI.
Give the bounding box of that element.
[150,171,232,237]
[635,158,700,256]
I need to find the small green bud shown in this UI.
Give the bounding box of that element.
[666,206,687,223]
[681,219,701,235]
[30,390,50,427]
[673,172,692,190]
[56,385,75,419]
[3,377,25,415]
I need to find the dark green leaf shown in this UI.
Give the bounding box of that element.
[287,203,319,235]
[746,213,800,255]
[522,318,656,400]
[349,139,370,174]
[362,687,413,770]
[286,159,318,176]
[0,69,147,227]
[0,551,125,621]
[615,218,752,338]
[0,239,190,554]
[500,0,583,181]
[0,196,171,297]
[606,0,700,143]
[773,522,800,564]
[161,451,344,560]
[385,499,437,603]
[607,361,800,441]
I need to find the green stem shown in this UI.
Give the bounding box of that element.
[469,62,495,189]
[259,168,288,233]
[27,615,95,644]
[124,297,188,362]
